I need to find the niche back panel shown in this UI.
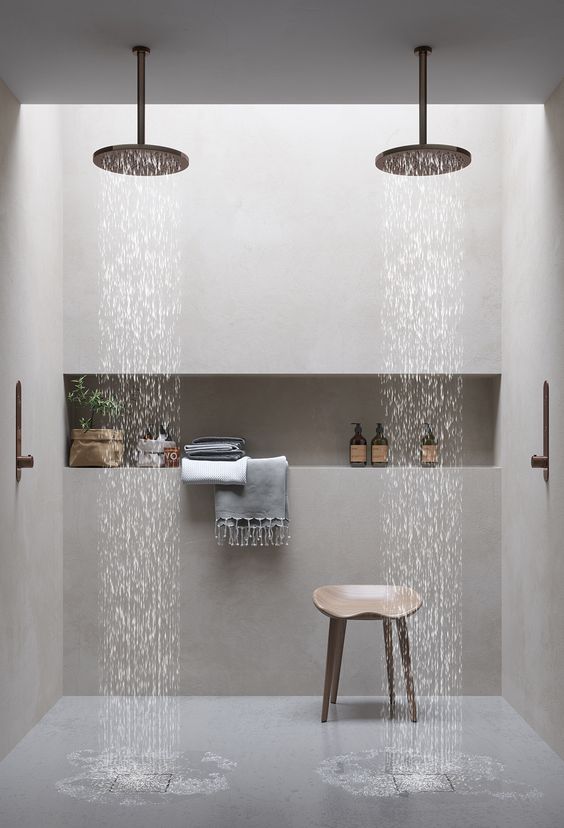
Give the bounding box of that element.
[180,374,498,467]
[65,374,499,468]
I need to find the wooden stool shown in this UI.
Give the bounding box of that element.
[312,584,422,723]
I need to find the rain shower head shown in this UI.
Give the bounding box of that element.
[375,47,471,176]
[93,46,189,176]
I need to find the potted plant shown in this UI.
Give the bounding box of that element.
[67,376,124,467]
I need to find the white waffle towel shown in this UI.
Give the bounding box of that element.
[181,456,248,486]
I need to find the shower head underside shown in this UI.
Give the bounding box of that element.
[93,47,188,176]
[93,144,188,176]
[375,47,471,176]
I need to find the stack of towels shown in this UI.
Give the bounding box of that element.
[181,436,289,548]
[182,437,248,485]
[184,436,246,462]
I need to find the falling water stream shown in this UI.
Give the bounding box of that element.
[379,169,464,771]
[57,159,235,804]
[317,158,533,798]
[97,164,182,783]
[56,150,540,807]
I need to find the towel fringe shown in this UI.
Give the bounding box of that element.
[215,517,290,547]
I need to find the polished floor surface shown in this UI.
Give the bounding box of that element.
[0,696,563,827]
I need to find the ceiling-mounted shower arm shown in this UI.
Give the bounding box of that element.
[93,44,188,175]
[133,46,150,145]
[415,46,431,145]
[375,44,470,175]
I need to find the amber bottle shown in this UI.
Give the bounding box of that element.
[349,423,367,467]
[420,423,438,467]
[371,423,389,467]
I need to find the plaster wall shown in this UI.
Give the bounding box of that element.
[0,82,64,759]
[501,81,564,757]
[61,104,501,375]
[60,103,503,699]
[3,69,562,762]
[64,467,501,696]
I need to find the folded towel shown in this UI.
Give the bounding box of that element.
[184,444,246,461]
[215,456,289,547]
[192,436,245,448]
[182,456,248,486]
[185,443,244,454]
[184,438,246,462]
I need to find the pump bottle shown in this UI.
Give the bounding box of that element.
[371,423,389,467]
[420,423,438,467]
[349,423,367,467]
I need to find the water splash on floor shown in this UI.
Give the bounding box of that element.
[379,169,464,768]
[56,743,236,807]
[317,746,542,801]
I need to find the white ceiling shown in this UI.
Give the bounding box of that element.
[1,0,563,104]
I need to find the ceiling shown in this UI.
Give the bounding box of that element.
[1,0,563,104]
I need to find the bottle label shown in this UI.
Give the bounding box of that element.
[421,444,438,464]
[350,445,367,463]
[372,445,388,464]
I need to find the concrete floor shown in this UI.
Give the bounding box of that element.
[0,696,563,828]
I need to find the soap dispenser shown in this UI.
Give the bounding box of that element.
[420,423,438,467]
[349,423,367,467]
[371,423,389,467]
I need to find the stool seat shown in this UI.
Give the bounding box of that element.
[313,584,422,621]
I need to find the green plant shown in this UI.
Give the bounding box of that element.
[67,375,121,431]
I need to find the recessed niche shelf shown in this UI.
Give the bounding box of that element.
[65,466,181,471]
[64,465,501,473]
[64,373,500,469]
[291,465,502,470]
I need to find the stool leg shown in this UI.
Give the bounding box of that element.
[383,619,395,718]
[331,620,347,704]
[396,617,417,723]
[322,618,338,722]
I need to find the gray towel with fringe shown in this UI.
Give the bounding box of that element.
[215,456,289,547]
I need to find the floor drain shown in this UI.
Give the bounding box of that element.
[108,773,173,793]
[393,773,454,793]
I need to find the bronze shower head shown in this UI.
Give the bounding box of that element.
[375,47,471,176]
[93,46,189,176]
